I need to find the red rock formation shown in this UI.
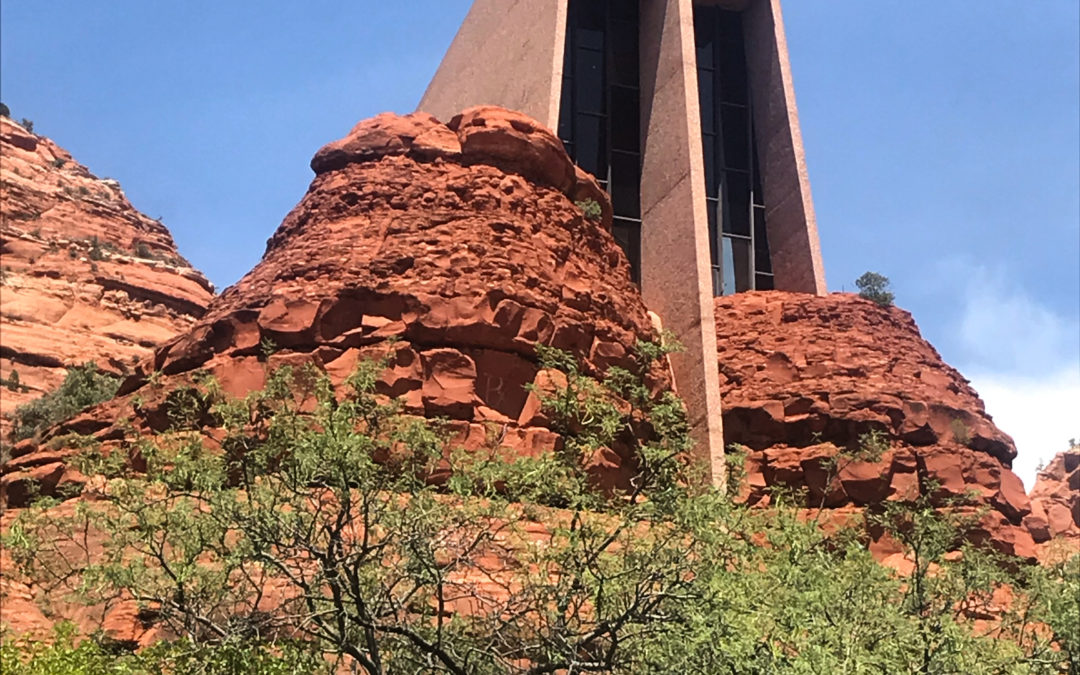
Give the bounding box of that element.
[1028,450,1080,542]
[714,291,1039,559]
[0,107,661,505]
[0,116,214,437]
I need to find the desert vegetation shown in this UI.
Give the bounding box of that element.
[2,345,1077,674]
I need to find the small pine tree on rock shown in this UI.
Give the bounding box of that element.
[856,271,895,307]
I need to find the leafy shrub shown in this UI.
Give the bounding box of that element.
[9,363,119,441]
[574,198,603,222]
[856,271,895,306]
[133,241,152,259]
[4,369,21,392]
[0,622,323,675]
[88,237,105,261]
[4,348,1076,673]
[0,102,10,118]
[50,158,66,169]
[19,118,34,133]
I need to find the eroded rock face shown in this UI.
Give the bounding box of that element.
[0,116,214,437]
[1029,450,1080,542]
[1,107,660,506]
[715,292,1040,559]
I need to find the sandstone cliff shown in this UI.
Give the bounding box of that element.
[1029,449,1080,542]
[0,116,214,438]
[714,291,1048,559]
[1,107,662,506]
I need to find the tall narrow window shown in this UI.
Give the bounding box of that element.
[694,5,773,295]
[559,0,642,283]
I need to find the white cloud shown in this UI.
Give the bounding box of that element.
[953,265,1079,376]
[967,368,1080,490]
[944,261,1080,489]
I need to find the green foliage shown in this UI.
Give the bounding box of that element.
[951,418,972,446]
[9,363,119,442]
[3,369,22,392]
[51,158,67,169]
[574,198,603,222]
[856,271,895,306]
[88,236,105,261]
[4,346,1076,673]
[133,241,152,259]
[20,117,34,133]
[0,622,324,674]
[0,101,10,118]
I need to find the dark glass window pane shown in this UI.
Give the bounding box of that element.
[611,0,637,22]
[754,205,772,272]
[755,273,775,291]
[723,171,751,236]
[752,144,765,204]
[613,218,641,283]
[720,41,748,104]
[718,10,743,45]
[707,198,721,265]
[694,8,715,69]
[575,114,606,178]
[703,135,718,197]
[610,20,639,87]
[558,79,573,142]
[611,152,641,218]
[698,74,715,133]
[721,104,749,170]
[728,236,753,292]
[610,87,639,152]
[577,0,605,50]
[575,48,605,113]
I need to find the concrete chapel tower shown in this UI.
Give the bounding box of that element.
[420,0,826,484]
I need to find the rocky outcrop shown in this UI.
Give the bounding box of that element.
[1,107,662,505]
[714,292,1040,559]
[0,116,214,438]
[1029,450,1080,542]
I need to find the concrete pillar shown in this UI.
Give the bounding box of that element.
[418,0,568,129]
[743,0,826,294]
[639,0,728,487]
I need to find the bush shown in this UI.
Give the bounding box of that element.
[88,237,105,261]
[9,363,119,441]
[4,369,21,392]
[575,198,603,222]
[0,622,323,675]
[19,118,34,133]
[4,348,1076,673]
[856,271,895,306]
[0,102,10,118]
[133,241,152,259]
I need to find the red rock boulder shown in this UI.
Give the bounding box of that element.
[715,292,1037,559]
[1,107,661,505]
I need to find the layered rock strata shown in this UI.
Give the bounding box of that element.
[714,291,1041,559]
[0,116,214,437]
[1,107,662,506]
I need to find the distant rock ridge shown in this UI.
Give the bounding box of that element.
[1028,450,1080,542]
[0,115,214,437]
[713,291,1057,560]
[1,106,663,505]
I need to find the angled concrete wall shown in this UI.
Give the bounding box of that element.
[418,0,567,129]
[639,0,728,486]
[743,0,826,294]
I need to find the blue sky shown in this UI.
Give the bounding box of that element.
[2,1,1077,485]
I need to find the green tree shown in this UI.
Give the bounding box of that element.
[10,363,119,441]
[856,271,895,306]
[4,348,1075,673]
